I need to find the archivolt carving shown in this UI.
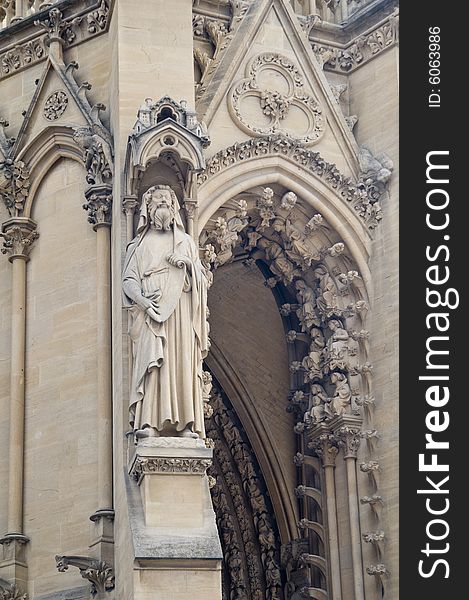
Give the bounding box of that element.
[229,53,325,145]
[197,135,393,230]
[206,386,283,600]
[200,181,386,596]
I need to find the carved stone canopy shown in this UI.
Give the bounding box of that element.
[129,97,210,174]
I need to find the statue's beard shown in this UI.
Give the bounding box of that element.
[151,206,173,230]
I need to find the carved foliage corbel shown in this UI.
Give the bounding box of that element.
[0,159,30,218]
[0,583,27,600]
[55,555,114,597]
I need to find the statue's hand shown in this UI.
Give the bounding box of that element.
[146,306,161,322]
[136,295,160,316]
[167,252,187,269]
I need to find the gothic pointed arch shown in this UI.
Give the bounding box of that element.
[198,161,387,598]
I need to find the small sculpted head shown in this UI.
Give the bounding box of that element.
[144,185,175,231]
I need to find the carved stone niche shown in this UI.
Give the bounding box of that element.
[128,96,210,178]
[125,97,210,236]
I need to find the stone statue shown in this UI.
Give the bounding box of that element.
[314,265,339,317]
[273,218,318,269]
[325,373,352,417]
[295,279,319,332]
[304,383,327,425]
[325,318,349,372]
[123,185,210,439]
[301,328,325,382]
[258,237,299,284]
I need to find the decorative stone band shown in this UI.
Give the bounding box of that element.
[311,10,399,74]
[130,456,212,484]
[0,2,110,82]
[197,134,391,229]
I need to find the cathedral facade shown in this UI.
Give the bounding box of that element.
[0,1,399,599]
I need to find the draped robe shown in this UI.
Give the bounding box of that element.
[123,226,209,437]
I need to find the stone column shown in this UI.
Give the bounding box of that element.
[0,217,39,588]
[123,195,138,243]
[10,0,27,23]
[308,428,342,600]
[183,198,197,239]
[83,187,114,563]
[332,415,365,600]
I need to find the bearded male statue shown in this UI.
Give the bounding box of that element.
[123,185,210,439]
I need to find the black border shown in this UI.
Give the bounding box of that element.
[400,2,465,596]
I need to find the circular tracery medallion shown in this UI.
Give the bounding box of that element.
[229,52,325,145]
[43,90,69,121]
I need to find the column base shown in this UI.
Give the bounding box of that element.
[127,438,223,600]
[0,533,29,590]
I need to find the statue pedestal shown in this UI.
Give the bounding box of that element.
[128,438,222,600]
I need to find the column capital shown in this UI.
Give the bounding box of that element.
[329,414,363,459]
[1,218,39,262]
[83,185,112,230]
[183,198,198,218]
[122,195,138,216]
[307,423,339,467]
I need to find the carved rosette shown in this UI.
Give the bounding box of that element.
[83,186,112,230]
[43,90,69,121]
[1,218,39,262]
[56,555,114,597]
[131,456,212,483]
[229,53,325,145]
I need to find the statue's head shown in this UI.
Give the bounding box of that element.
[143,185,178,231]
[295,279,306,291]
[272,217,285,232]
[328,319,341,331]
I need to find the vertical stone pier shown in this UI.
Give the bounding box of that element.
[127,438,222,600]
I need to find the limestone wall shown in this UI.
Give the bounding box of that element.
[24,159,98,597]
[349,45,400,599]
